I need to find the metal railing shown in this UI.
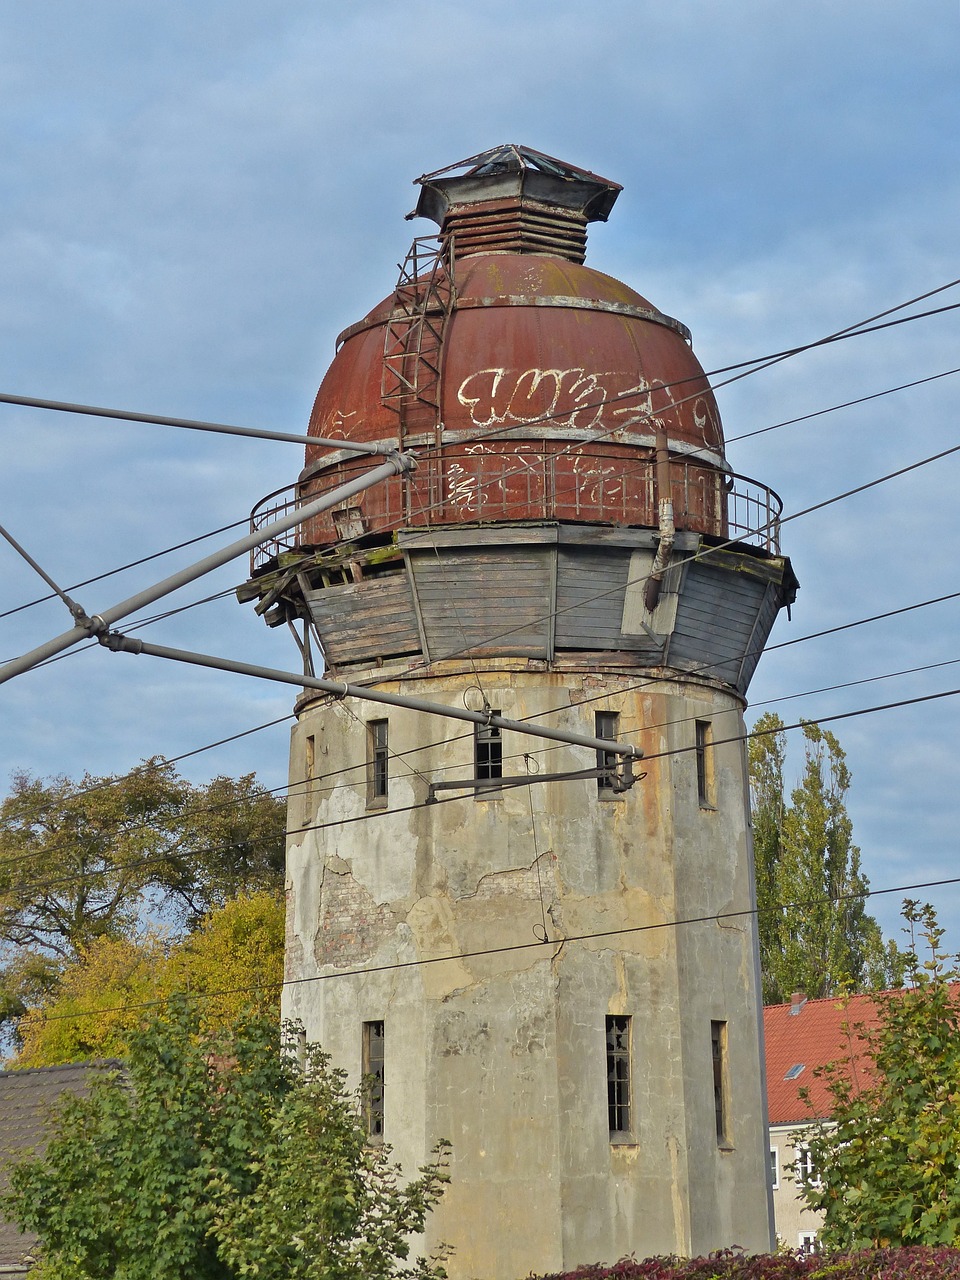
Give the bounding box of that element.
[249,453,783,573]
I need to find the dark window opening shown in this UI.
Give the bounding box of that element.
[711,1020,729,1145]
[475,714,503,790]
[606,1015,632,1136]
[368,720,388,806]
[362,1020,385,1140]
[595,710,620,796]
[695,720,714,807]
[303,734,316,826]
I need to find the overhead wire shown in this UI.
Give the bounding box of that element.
[27,868,960,1028]
[0,516,250,622]
[401,434,960,667]
[3,448,957,880]
[280,681,960,842]
[3,277,958,673]
[2,275,956,462]
[725,366,960,444]
[10,349,942,699]
[8,652,954,897]
[3,282,960,866]
[2,341,953,652]
[6,277,960,1028]
[2,575,955,882]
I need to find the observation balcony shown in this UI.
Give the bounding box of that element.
[248,448,783,575]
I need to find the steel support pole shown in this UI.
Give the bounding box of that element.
[0,391,394,455]
[101,634,644,761]
[0,452,416,685]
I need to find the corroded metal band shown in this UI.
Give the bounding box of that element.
[336,294,691,349]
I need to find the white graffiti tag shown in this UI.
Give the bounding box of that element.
[457,368,654,431]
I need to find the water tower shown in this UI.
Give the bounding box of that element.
[241,145,797,1278]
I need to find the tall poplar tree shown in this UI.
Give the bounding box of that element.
[748,714,900,1003]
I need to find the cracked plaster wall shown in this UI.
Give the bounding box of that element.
[281,670,772,1278]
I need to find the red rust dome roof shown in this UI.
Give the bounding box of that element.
[306,250,723,464]
[298,147,730,546]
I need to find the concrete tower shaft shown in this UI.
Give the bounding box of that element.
[241,145,797,1278]
[284,669,772,1275]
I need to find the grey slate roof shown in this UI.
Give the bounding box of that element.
[0,1061,122,1274]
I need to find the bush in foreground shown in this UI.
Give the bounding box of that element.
[529,1247,960,1279]
[4,999,450,1280]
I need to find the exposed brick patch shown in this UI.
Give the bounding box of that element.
[284,885,305,980]
[314,868,399,968]
[462,858,548,902]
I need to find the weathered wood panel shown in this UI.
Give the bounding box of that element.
[304,574,421,667]
[399,525,559,550]
[555,548,665,656]
[406,547,554,659]
[298,527,793,689]
[670,560,778,691]
[737,581,783,692]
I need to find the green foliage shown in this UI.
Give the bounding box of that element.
[748,716,901,1002]
[0,763,187,958]
[162,890,285,1027]
[748,712,786,1003]
[0,762,286,1050]
[15,933,164,1066]
[4,1000,450,1279]
[171,773,287,922]
[801,902,960,1250]
[14,892,285,1066]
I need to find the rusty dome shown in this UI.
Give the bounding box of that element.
[296,147,729,551]
[255,148,779,561]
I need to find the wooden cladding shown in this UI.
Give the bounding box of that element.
[299,524,796,695]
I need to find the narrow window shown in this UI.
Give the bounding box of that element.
[695,720,714,807]
[362,1020,385,1141]
[769,1147,780,1189]
[303,734,316,826]
[711,1020,730,1145]
[367,719,389,807]
[595,710,620,797]
[606,1015,632,1137]
[798,1232,819,1255]
[475,712,503,791]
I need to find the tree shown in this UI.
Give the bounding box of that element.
[748,715,900,1002]
[14,891,285,1067]
[748,711,786,1004]
[801,902,960,1249]
[0,762,286,1047]
[170,773,287,923]
[5,1000,450,1279]
[0,763,187,959]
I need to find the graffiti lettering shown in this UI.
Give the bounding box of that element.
[445,463,482,511]
[457,368,654,431]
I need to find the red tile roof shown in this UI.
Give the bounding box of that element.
[764,992,882,1125]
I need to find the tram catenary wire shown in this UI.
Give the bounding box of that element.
[3,286,960,852]
[29,869,960,1029]
[0,577,956,884]
[5,658,959,893]
[4,272,960,625]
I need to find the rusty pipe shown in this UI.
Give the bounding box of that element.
[644,422,675,613]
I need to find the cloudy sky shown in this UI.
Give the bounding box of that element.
[1,2,958,950]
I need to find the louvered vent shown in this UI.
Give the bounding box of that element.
[441,196,588,263]
[413,144,621,266]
